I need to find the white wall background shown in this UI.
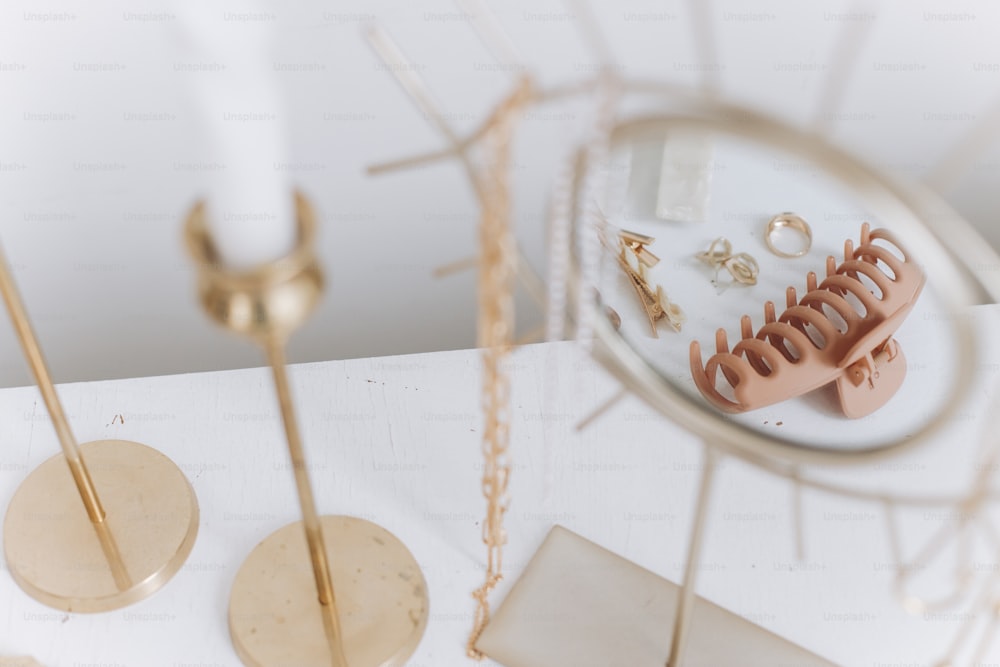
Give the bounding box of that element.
[0,0,998,388]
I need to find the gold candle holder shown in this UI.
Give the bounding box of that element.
[0,243,198,612]
[185,192,428,667]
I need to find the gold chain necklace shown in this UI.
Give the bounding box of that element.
[466,80,532,658]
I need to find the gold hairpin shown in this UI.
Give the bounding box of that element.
[696,237,759,286]
[619,229,660,268]
[602,227,686,336]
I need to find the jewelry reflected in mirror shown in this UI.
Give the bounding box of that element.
[600,223,685,336]
[695,237,759,287]
[765,212,813,258]
[690,223,925,418]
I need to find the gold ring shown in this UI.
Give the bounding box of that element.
[765,213,812,258]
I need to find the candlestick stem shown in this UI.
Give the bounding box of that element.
[0,243,105,524]
[264,338,347,666]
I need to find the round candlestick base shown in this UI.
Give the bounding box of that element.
[3,439,199,612]
[229,515,429,667]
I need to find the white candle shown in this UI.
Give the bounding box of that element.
[176,4,296,268]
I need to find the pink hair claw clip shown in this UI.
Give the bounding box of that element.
[690,223,926,419]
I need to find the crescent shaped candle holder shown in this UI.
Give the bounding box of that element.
[184,191,428,667]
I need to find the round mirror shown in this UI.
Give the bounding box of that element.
[569,96,999,466]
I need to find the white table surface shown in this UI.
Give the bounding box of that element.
[2,306,1000,666]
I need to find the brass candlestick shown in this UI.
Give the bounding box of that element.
[0,242,198,612]
[185,192,428,667]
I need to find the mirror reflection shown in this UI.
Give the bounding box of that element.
[589,121,966,452]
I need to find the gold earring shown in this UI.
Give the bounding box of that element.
[696,237,759,286]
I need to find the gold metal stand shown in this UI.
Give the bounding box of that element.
[185,193,428,667]
[0,244,198,613]
[666,447,717,666]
